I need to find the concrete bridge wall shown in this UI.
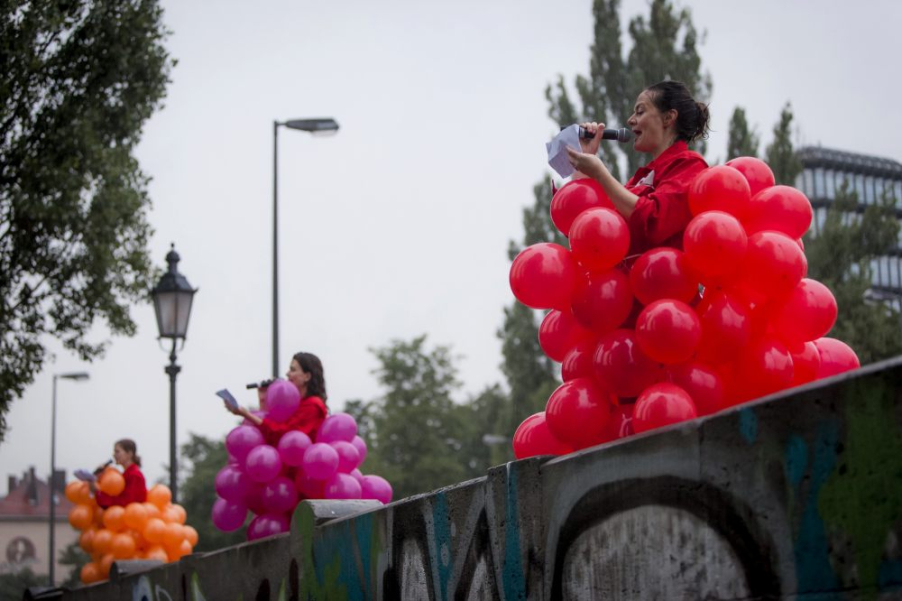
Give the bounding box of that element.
[57,357,902,600]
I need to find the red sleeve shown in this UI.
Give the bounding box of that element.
[95,466,147,508]
[259,396,328,445]
[628,155,708,254]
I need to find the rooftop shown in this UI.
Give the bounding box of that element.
[798,146,902,179]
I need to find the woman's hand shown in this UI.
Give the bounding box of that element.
[578,121,604,155]
[223,400,244,417]
[566,145,606,181]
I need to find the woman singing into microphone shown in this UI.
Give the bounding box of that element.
[566,80,710,255]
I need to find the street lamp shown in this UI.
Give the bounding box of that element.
[272,117,339,377]
[151,244,197,503]
[49,371,89,586]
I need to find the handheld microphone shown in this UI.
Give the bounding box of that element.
[561,126,633,143]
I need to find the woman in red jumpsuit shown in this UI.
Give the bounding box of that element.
[566,80,710,254]
[227,352,328,445]
[92,439,147,508]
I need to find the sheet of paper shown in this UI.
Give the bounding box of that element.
[74,469,95,483]
[546,124,582,178]
[216,389,239,410]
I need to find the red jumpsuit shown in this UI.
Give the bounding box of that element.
[258,395,328,446]
[625,140,708,255]
[95,463,147,508]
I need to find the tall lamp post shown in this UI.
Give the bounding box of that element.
[151,244,197,503]
[49,371,89,586]
[272,117,339,377]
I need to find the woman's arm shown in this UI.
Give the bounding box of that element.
[565,123,639,219]
[224,401,263,426]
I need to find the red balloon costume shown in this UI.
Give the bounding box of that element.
[95,464,147,508]
[258,395,328,446]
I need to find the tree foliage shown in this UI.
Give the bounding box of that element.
[0,567,46,599]
[765,102,803,185]
[178,433,245,552]
[726,106,759,160]
[0,0,173,439]
[805,182,902,363]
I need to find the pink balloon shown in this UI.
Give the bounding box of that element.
[214,465,252,503]
[743,185,813,239]
[316,413,357,444]
[225,425,265,464]
[814,337,860,378]
[264,379,301,423]
[351,436,368,466]
[332,441,361,473]
[550,178,614,237]
[324,473,363,500]
[277,430,312,467]
[635,299,702,365]
[302,443,339,481]
[568,207,630,272]
[244,481,266,516]
[570,268,634,335]
[261,476,299,514]
[509,243,577,310]
[349,468,365,485]
[725,156,775,198]
[211,497,247,532]
[247,513,290,541]
[360,475,393,504]
[244,445,282,483]
[771,278,838,344]
[294,471,325,500]
[539,309,594,363]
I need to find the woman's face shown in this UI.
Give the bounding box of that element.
[287,359,311,392]
[113,444,132,466]
[627,91,675,156]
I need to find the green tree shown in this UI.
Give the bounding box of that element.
[0,0,174,439]
[726,106,759,160]
[178,433,245,552]
[0,568,46,599]
[765,102,803,185]
[361,336,471,500]
[58,540,90,589]
[805,181,902,363]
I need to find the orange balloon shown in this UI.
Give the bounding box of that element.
[183,525,199,547]
[128,529,146,551]
[101,505,126,532]
[92,529,114,556]
[123,502,149,531]
[143,517,166,544]
[162,522,185,549]
[68,504,94,530]
[143,502,161,520]
[178,538,192,557]
[93,505,105,526]
[99,469,126,496]
[80,562,102,584]
[79,528,96,554]
[145,545,168,562]
[147,484,172,508]
[99,553,114,578]
[111,533,137,559]
[65,481,92,504]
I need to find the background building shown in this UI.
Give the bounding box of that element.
[795,145,902,310]
[0,467,78,581]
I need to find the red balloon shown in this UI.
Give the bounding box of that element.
[550,178,614,237]
[813,337,860,379]
[545,378,614,448]
[695,290,751,364]
[668,362,725,416]
[512,412,573,459]
[561,340,598,382]
[734,337,794,402]
[570,269,634,334]
[741,231,808,299]
[683,211,748,282]
[771,278,838,345]
[788,341,820,386]
[635,299,702,365]
[607,404,635,440]
[743,185,813,239]
[632,383,698,434]
[629,248,699,305]
[593,329,664,398]
[509,243,576,310]
[688,165,752,218]
[539,309,595,363]
[568,208,630,272]
[725,157,775,197]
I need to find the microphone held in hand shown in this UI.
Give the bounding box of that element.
[561,125,633,143]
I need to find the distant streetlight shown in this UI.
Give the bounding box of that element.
[151,244,197,503]
[49,371,89,586]
[272,117,339,377]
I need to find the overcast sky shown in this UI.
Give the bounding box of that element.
[2,0,901,489]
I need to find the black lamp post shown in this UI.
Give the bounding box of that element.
[151,244,197,503]
[272,117,339,377]
[48,371,89,586]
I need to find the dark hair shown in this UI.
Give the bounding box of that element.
[293,352,327,401]
[644,80,710,143]
[115,438,141,468]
